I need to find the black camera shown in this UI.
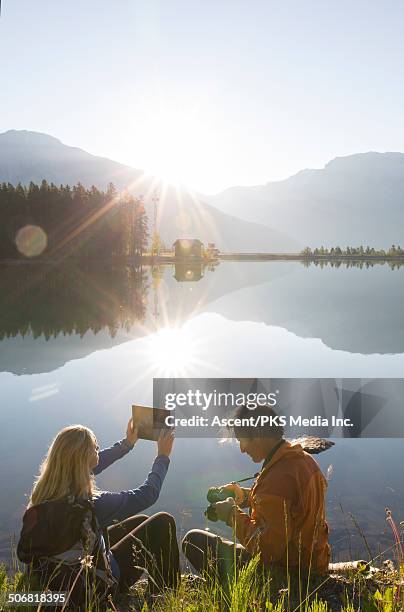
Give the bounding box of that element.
[204,487,236,522]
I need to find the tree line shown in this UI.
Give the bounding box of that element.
[300,259,404,270]
[0,181,149,260]
[301,245,404,257]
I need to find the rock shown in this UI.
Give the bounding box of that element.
[291,436,335,454]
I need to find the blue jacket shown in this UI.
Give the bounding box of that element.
[92,439,170,578]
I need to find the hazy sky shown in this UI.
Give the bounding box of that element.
[1,1,404,193]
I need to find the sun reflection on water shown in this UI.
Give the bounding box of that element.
[147,326,197,376]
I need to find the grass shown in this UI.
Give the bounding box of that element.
[131,558,402,612]
[117,558,402,611]
[0,555,402,612]
[1,510,402,611]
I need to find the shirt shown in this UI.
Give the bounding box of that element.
[92,439,170,578]
[229,441,330,575]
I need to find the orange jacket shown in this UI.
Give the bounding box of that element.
[229,441,330,575]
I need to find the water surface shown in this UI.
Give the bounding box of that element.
[1,261,403,564]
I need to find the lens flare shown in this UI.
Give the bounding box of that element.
[148,327,195,375]
[15,225,47,257]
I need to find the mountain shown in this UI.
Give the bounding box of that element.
[205,152,404,249]
[0,130,299,252]
[0,329,139,376]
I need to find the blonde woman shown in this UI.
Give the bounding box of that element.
[18,420,178,607]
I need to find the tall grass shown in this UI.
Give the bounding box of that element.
[1,509,403,611]
[0,557,403,611]
[141,554,403,612]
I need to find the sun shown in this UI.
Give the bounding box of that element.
[126,104,217,190]
[147,327,196,376]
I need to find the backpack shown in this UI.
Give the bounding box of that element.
[17,497,117,610]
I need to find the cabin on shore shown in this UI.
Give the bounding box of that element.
[173,238,204,259]
[206,242,220,258]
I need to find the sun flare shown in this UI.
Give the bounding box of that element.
[148,327,196,376]
[127,104,216,190]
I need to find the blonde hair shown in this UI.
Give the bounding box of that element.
[29,425,98,507]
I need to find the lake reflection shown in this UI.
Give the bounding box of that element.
[0,262,403,564]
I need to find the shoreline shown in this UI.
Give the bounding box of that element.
[2,253,404,265]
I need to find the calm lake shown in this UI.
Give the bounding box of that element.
[0,261,403,565]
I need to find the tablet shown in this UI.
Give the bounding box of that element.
[132,405,171,441]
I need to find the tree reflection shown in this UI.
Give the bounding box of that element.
[0,264,149,340]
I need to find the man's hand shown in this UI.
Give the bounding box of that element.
[214,497,236,523]
[125,418,138,447]
[157,428,175,457]
[221,482,246,505]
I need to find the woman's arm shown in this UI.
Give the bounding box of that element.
[93,439,134,475]
[94,454,170,527]
[94,429,174,528]
[93,419,138,475]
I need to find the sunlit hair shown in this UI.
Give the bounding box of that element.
[29,425,98,507]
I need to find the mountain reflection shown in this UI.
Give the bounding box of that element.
[1,260,404,376]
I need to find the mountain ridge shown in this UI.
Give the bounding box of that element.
[206,151,404,195]
[205,151,404,248]
[0,129,299,252]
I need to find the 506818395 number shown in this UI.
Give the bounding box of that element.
[5,591,67,607]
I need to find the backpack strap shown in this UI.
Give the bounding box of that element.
[84,498,116,588]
